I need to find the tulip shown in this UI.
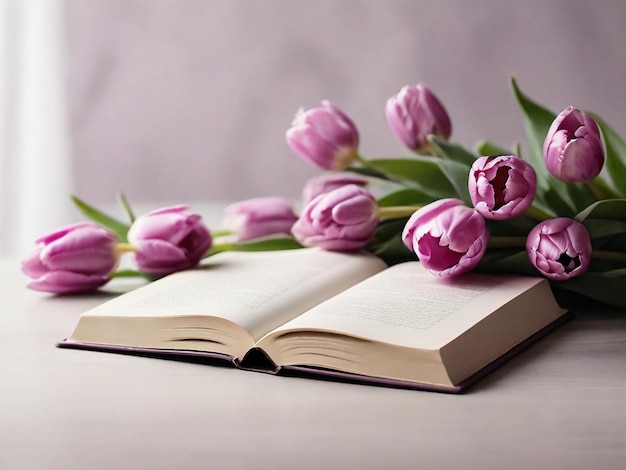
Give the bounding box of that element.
[301,172,369,205]
[127,205,212,276]
[526,217,591,280]
[21,222,118,294]
[286,100,360,171]
[468,155,537,220]
[291,184,379,250]
[543,106,605,183]
[220,197,298,242]
[402,198,488,277]
[386,83,452,153]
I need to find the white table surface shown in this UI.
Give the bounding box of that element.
[2,256,626,470]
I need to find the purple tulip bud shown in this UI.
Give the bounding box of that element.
[386,83,452,153]
[402,198,488,277]
[526,217,591,280]
[286,100,360,171]
[21,222,119,294]
[468,155,537,220]
[291,184,379,251]
[543,106,605,183]
[128,205,212,276]
[301,172,369,205]
[220,197,298,242]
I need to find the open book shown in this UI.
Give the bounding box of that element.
[59,248,570,392]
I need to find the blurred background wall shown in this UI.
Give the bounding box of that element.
[2,0,626,254]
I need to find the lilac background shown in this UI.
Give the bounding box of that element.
[65,0,626,206]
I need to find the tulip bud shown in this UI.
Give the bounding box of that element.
[286,100,360,171]
[468,155,537,220]
[220,197,298,242]
[386,83,452,153]
[543,106,605,183]
[402,198,488,277]
[128,205,212,276]
[291,184,379,250]
[21,222,118,294]
[526,217,591,280]
[301,172,369,205]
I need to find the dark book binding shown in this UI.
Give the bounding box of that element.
[57,311,573,394]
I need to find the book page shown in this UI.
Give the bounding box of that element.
[263,262,546,349]
[77,249,386,341]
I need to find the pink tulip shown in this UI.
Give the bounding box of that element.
[21,222,118,294]
[301,172,369,205]
[526,217,591,280]
[402,198,488,277]
[286,100,360,171]
[127,205,212,276]
[468,155,537,220]
[220,197,298,241]
[291,184,379,250]
[543,106,605,183]
[386,83,452,153]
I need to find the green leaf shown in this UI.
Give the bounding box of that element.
[367,158,459,200]
[117,193,136,223]
[435,159,472,206]
[588,113,626,197]
[576,199,626,223]
[477,250,536,275]
[347,165,393,182]
[553,269,626,309]
[206,237,303,257]
[428,135,478,166]
[540,187,575,217]
[583,219,626,240]
[509,76,555,189]
[565,183,597,213]
[475,140,514,157]
[510,77,593,215]
[366,218,414,265]
[70,195,131,242]
[376,188,434,207]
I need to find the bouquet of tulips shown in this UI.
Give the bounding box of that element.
[21,78,626,310]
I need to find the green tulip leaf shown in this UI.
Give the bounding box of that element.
[367,158,459,200]
[477,250,537,276]
[428,135,478,166]
[475,140,514,157]
[434,159,473,206]
[553,269,626,309]
[588,113,626,197]
[583,219,626,239]
[367,218,414,266]
[377,188,434,207]
[70,195,131,242]
[576,199,626,222]
[347,165,393,182]
[565,183,598,213]
[206,237,303,257]
[117,192,136,223]
[509,76,555,188]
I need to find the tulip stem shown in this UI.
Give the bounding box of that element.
[592,250,626,263]
[203,242,234,257]
[487,236,527,248]
[116,242,136,254]
[377,206,421,220]
[211,229,234,238]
